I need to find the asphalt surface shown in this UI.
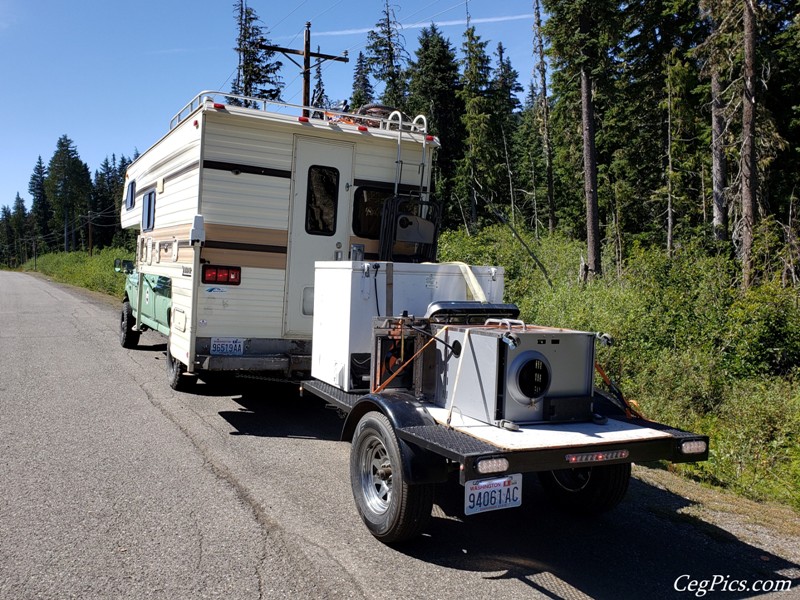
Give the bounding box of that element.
[0,271,798,599]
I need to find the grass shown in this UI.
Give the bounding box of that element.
[21,247,134,298]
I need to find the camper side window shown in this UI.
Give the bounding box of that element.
[125,181,136,210]
[305,165,339,236]
[142,190,156,232]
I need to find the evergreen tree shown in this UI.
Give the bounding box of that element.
[230,0,283,105]
[28,156,51,252]
[10,193,28,264]
[543,0,623,278]
[44,135,92,252]
[350,51,374,109]
[490,42,523,219]
[513,85,548,234]
[455,26,496,229]
[0,206,12,266]
[311,46,330,110]
[92,155,126,249]
[366,0,408,108]
[405,25,464,226]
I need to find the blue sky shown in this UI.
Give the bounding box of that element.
[0,0,537,212]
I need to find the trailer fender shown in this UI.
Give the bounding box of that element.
[342,392,448,485]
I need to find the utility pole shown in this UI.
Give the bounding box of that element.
[88,210,93,257]
[261,22,348,116]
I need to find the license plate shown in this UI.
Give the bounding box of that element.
[210,338,244,356]
[464,473,522,516]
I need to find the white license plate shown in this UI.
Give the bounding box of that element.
[464,473,522,516]
[210,338,244,356]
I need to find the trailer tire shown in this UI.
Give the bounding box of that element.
[350,411,433,543]
[538,463,631,514]
[120,300,140,348]
[166,345,189,391]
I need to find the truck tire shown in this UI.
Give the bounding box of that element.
[350,411,433,543]
[166,345,189,391]
[538,463,631,514]
[120,300,140,348]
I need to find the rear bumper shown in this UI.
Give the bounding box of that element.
[397,419,709,484]
[194,337,311,374]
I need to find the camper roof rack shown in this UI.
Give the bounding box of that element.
[169,91,433,136]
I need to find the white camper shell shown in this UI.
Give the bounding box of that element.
[120,91,444,381]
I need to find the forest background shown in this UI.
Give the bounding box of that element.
[2,0,798,509]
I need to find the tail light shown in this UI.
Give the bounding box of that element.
[202,264,241,285]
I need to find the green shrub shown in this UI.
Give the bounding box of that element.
[439,225,800,509]
[21,247,134,297]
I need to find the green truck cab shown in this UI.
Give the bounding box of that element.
[115,259,172,346]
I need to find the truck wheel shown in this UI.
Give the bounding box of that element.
[166,345,189,391]
[120,300,140,348]
[350,411,433,543]
[538,463,631,514]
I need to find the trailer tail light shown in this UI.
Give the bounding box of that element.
[202,264,241,285]
[565,449,629,464]
[475,457,509,475]
[680,440,708,455]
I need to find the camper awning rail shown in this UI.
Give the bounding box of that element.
[169,91,431,136]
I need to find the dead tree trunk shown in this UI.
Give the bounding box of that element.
[741,0,757,288]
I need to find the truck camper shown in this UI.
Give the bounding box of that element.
[117,91,708,543]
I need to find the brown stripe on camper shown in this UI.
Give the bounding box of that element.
[202,224,288,269]
[203,160,291,179]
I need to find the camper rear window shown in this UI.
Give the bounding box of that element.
[305,165,339,236]
[353,187,393,240]
[142,190,156,232]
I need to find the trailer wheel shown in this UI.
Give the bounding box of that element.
[166,345,189,391]
[120,300,140,348]
[350,411,433,543]
[538,463,631,514]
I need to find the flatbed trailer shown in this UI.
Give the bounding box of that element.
[299,262,709,543]
[304,380,707,485]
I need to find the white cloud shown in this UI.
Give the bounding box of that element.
[311,13,534,37]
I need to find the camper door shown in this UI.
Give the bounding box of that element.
[285,137,354,337]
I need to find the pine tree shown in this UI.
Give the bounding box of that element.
[543,0,623,278]
[366,0,408,108]
[533,0,556,233]
[230,0,283,105]
[741,0,757,288]
[0,206,12,266]
[311,46,330,110]
[29,156,51,252]
[490,42,523,219]
[350,51,374,109]
[44,135,92,252]
[11,193,28,264]
[405,25,464,226]
[456,26,498,228]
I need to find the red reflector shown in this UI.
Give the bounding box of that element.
[298,116,309,123]
[358,125,368,132]
[425,135,435,142]
[213,103,226,110]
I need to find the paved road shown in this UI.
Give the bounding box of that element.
[0,271,798,599]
